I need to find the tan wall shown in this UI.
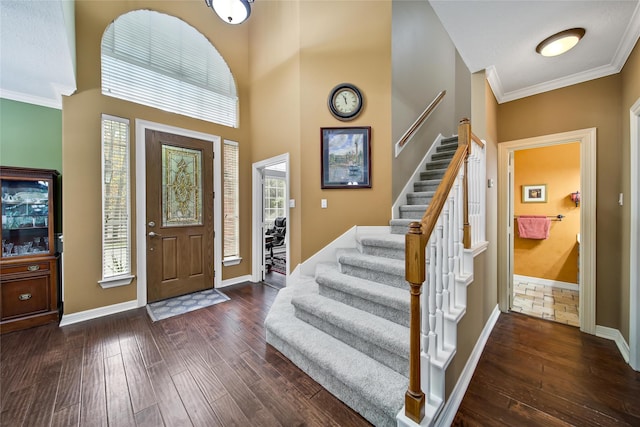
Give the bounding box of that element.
[620,40,640,340]
[498,75,622,330]
[514,143,581,284]
[298,1,392,260]
[63,1,250,313]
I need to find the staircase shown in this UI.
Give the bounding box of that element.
[265,136,462,426]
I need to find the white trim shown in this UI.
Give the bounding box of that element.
[251,154,290,283]
[0,88,70,110]
[513,274,579,292]
[218,274,253,288]
[498,128,596,335]
[98,275,135,289]
[222,256,242,267]
[471,240,489,257]
[435,305,501,427]
[630,97,640,371]
[59,300,138,327]
[596,325,630,364]
[135,119,222,308]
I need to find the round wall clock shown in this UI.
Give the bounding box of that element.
[328,83,363,121]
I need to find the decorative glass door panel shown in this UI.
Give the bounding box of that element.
[162,145,203,227]
[1,178,52,258]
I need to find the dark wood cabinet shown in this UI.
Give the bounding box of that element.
[1,167,60,333]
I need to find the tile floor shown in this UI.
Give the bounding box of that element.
[511,281,580,327]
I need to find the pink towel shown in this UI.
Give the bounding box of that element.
[517,215,551,239]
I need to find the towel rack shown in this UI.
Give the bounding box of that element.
[515,214,564,221]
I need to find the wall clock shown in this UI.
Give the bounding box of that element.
[328,83,363,121]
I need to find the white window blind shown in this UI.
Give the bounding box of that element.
[223,141,239,258]
[101,10,238,128]
[101,115,131,281]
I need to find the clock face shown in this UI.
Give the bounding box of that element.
[328,84,363,120]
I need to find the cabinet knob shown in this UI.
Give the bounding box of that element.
[18,293,32,301]
[27,265,40,271]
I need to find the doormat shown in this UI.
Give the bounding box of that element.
[146,288,230,322]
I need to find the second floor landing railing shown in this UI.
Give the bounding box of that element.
[404,118,485,423]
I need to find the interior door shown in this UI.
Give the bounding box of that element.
[145,130,214,303]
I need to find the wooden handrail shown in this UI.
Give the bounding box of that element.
[397,90,446,148]
[404,118,473,423]
[472,132,484,148]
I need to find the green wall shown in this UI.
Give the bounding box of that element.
[0,98,62,172]
[1,98,63,231]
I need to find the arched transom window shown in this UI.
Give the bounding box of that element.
[101,10,238,127]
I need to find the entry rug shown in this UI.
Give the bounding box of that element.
[146,288,230,322]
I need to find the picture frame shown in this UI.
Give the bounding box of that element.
[522,184,547,203]
[321,126,371,189]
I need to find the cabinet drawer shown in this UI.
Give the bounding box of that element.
[1,262,50,275]
[1,276,49,320]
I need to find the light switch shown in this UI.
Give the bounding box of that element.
[488,178,494,188]
[321,199,328,208]
[289,199,296,208]
[619,193,624,206]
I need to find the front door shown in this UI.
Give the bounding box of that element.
[145,130,214,302]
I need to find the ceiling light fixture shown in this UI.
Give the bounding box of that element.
[536,28,585,57]
[205,0,253,25]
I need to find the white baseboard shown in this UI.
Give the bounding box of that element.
[218,274,253,288]
[435,304,501,427]
[595,325,630,363]
[59,300,139,327]
[514,274,579,291]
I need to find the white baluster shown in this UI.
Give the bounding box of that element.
[435,217,444,353]
[428,233,438,360]
[442,202,451,315]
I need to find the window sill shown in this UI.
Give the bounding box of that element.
[223,256,242,267]
[98,275,135,289]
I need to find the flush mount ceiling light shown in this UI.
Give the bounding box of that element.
[536,28,586,57]
[205,0,253,25]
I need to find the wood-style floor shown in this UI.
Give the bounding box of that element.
[0,282,370,427]
[454,312,640,426]
[3,283,640,427]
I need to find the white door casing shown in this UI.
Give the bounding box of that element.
[498,128,596,334]
[630,98,640,371]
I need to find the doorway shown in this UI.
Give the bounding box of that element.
[498,128,596,334]
[252,154,289,287]
[144,130,214,302]
[135,120,222,307]
[509,143,581,327]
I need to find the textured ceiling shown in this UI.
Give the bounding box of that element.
[429,0,640,103]
[1,1,639,108]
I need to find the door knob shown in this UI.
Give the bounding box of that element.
[148,231,162,238]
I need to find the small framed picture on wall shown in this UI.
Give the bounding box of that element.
[522,184,547,203]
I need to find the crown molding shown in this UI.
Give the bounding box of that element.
[0,89,62,110]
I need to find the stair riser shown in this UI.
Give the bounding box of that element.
[431,151,456,161]
[426,161,450,170]
[420,170,446,180]
[319,285,410,327]
[407,194,433,205]
[399,211,424,220]
[436,144,457,153]
[414,182,440,192]
[358,243,405,260]
[294,307,409,377]
[390,224,409,235]
[340,264,407,289]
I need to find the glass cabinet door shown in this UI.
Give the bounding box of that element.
[1,178,52,258]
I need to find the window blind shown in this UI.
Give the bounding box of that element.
[223,141,239,258]
[102,115,131,279]
[101,10,238,128]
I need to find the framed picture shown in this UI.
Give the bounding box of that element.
[321,127,371,189]
[522,184,547,203]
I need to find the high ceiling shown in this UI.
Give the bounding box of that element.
[1,1,639,108]
[429,0,640,103]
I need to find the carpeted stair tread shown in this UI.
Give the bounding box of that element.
[414,180,441,193]
[389,218,416,235]
[432,150,456,161]
[315,262,409,326]
[420,169,447,180]
[336,248,406,288]
[292,292,409,375]
[407,191,435,205]
[265,285,407,427]
[399,204,429,219]
[425,159,451,170]
[357,233,406,260]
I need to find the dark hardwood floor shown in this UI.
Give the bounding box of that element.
[0,282,370,427]
[454,312,640,426]
[3,283,639,427]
